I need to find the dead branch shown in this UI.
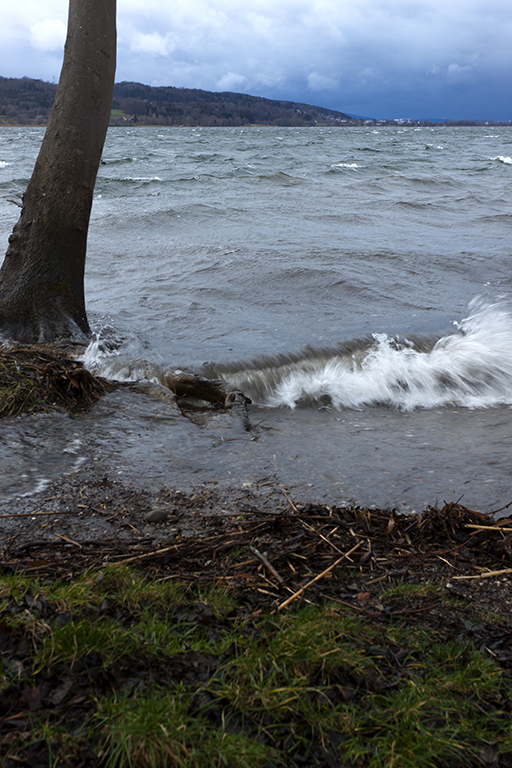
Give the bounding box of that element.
[250,546,285,585]
[163,371,252,430]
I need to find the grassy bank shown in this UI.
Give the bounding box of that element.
[1,557,511,767]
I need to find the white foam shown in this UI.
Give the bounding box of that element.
[62,438,82,455]
[81,334,116,369]
[17,478,51,498]
[0,161,11,168]
[82,333,162,384]
[84,304,512,413]
[493,156,512,165]
[269,303,512,411]
[122,176,163,181]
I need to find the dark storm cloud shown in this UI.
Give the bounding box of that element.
[1,0,511,119]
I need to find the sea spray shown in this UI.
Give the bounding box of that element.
[214,302,512,409]
[259,303,512,410]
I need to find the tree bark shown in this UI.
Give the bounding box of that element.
[0,0,116,343]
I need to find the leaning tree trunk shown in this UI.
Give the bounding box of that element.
[0,0,116,343]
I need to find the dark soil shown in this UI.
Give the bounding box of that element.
[1,470,512,767]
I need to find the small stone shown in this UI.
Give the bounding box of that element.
[145,508,168,523]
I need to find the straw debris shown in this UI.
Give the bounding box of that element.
[0,343,115,417]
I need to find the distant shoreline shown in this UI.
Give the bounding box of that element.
[2,121,512,129]
[1,76,510,129]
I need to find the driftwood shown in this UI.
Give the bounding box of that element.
[163,371,250,407]
[133,372,252,431]
[164,371,251,431]
[0,345,252,429]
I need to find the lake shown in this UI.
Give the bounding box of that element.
[1,125,512,513]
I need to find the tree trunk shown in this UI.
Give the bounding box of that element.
[0,0,116,343]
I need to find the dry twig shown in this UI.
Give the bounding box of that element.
[277,540,364,611]
[465,524,512,533]
[250,546,285,585]
[451,567,512,581]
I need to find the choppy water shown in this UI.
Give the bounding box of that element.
[1,125,512,513]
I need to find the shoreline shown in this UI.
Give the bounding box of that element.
[2,463,512,767]
[2,462,512,616]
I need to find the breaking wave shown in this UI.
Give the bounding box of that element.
[211,303,512,410]
[493,156,512,165]
[84,303,512,412]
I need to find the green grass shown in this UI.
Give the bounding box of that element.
[379,581,441,601]
[1,566,511,767]
[97,686,274,768]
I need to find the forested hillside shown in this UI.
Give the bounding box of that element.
[0,76,356,126]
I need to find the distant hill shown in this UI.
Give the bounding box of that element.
[2,76,505,128]
[0,76,357,127]
[0,77,57,125]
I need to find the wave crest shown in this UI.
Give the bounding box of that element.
[215,304,512,410]
[84,303,512,412]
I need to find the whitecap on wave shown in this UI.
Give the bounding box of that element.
[122,176,164,181]
[216,303,512,411]
[331,162,359,169]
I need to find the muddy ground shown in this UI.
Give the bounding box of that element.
[2,464,512,620]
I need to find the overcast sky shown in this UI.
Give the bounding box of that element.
[1,0,511,120]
